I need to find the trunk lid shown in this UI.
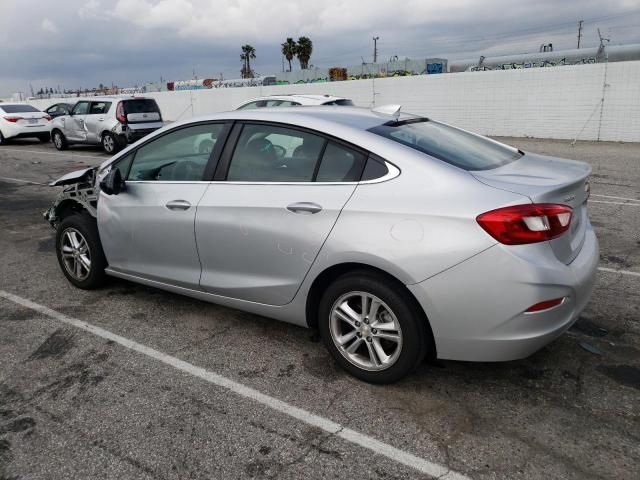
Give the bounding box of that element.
[471,152,591,264]
[5,111,49,125]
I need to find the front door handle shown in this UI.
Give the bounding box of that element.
[286,202,322,214]
[166,200,191,211]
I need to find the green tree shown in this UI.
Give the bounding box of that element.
[296,36,313,70]
[281,38,297,72]
[240,44,256,78]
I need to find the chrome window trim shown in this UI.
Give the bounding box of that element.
[123,161,399,186]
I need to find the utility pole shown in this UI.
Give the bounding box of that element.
[373,36,379,63]
[577,20,584,49]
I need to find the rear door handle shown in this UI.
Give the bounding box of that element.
[165,200,191,211]
[286,202,322,214]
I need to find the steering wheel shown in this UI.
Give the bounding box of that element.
[271,144,286,159]
[199,140,215,154]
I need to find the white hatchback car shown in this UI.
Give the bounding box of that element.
[235,94,354,110]
[0,103,51,144]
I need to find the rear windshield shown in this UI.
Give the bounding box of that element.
[0,104,40,113]
[369,119,522,170]
[124,99,160,114]
[323,99,354,106]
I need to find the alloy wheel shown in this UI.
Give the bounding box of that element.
[60,228,91,281]
[53,133,62,149]
[329,291,403,371]
[103,135,114,153]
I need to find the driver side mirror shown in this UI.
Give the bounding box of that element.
[99,168,125,195]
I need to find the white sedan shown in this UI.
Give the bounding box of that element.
[0,103,51,144]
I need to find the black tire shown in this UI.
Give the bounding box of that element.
[318,270,430,384]
[0,130,7,145]
[52,130,68,150]
[55,212,107,289]
[102,132,122,154]
[38,133,51,143]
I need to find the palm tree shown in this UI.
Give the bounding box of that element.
[240,44,256,78]
[296,36,313,70]
[281,38,297,72]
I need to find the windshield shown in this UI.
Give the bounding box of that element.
[0,104,40,113]
[369,119,522,170]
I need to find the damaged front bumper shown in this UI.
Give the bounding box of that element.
[43,167,99,227]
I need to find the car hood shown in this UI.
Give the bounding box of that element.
[49,167,96,186]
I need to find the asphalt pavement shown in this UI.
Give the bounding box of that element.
[0,137,639,479]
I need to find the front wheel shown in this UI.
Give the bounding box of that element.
[55,213,107,289]
[318,271,429,384]
[52,130,68,150]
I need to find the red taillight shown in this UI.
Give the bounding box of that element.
[476,203,573,245]
[525,298,564,313]
[4,116,22,122]
[44,115,52,122]
[116,101,126,124]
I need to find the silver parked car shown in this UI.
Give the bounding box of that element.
[44,106,598,383]
[50,97,163,154]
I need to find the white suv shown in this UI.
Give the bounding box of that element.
[235,94,354,110]
[51,97,163,154]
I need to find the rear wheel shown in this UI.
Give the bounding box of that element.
[318,271,429,383]
[52,130,68,150]
[38,133,51,143]
[102,132,122,154]
[0,130,6,145]
[55,213,107,289]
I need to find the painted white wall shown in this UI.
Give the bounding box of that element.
[27,60,640,142]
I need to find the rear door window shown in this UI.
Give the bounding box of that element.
[315,143,365,182]
[89,102,111,114]
[226,124,325,182]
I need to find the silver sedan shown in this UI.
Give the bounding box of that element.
[45,106,599,383]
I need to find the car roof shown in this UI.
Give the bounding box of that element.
[74,96,152,101]
[181,106,420,132]
[238,94,349,106]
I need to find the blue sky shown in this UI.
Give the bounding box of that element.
[1,0,639,96]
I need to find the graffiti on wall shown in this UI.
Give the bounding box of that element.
[469,57,597,71]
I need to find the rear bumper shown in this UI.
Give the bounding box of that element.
[1,123,50,139]
[408,226,599,361]
[123,122,163,143]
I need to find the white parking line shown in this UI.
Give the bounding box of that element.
[598,267,640,278]
[592,194,640,202]
[590,200,640,206]
[0,147,105,160]
[0,290,469,480]
[0,176,47,185]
